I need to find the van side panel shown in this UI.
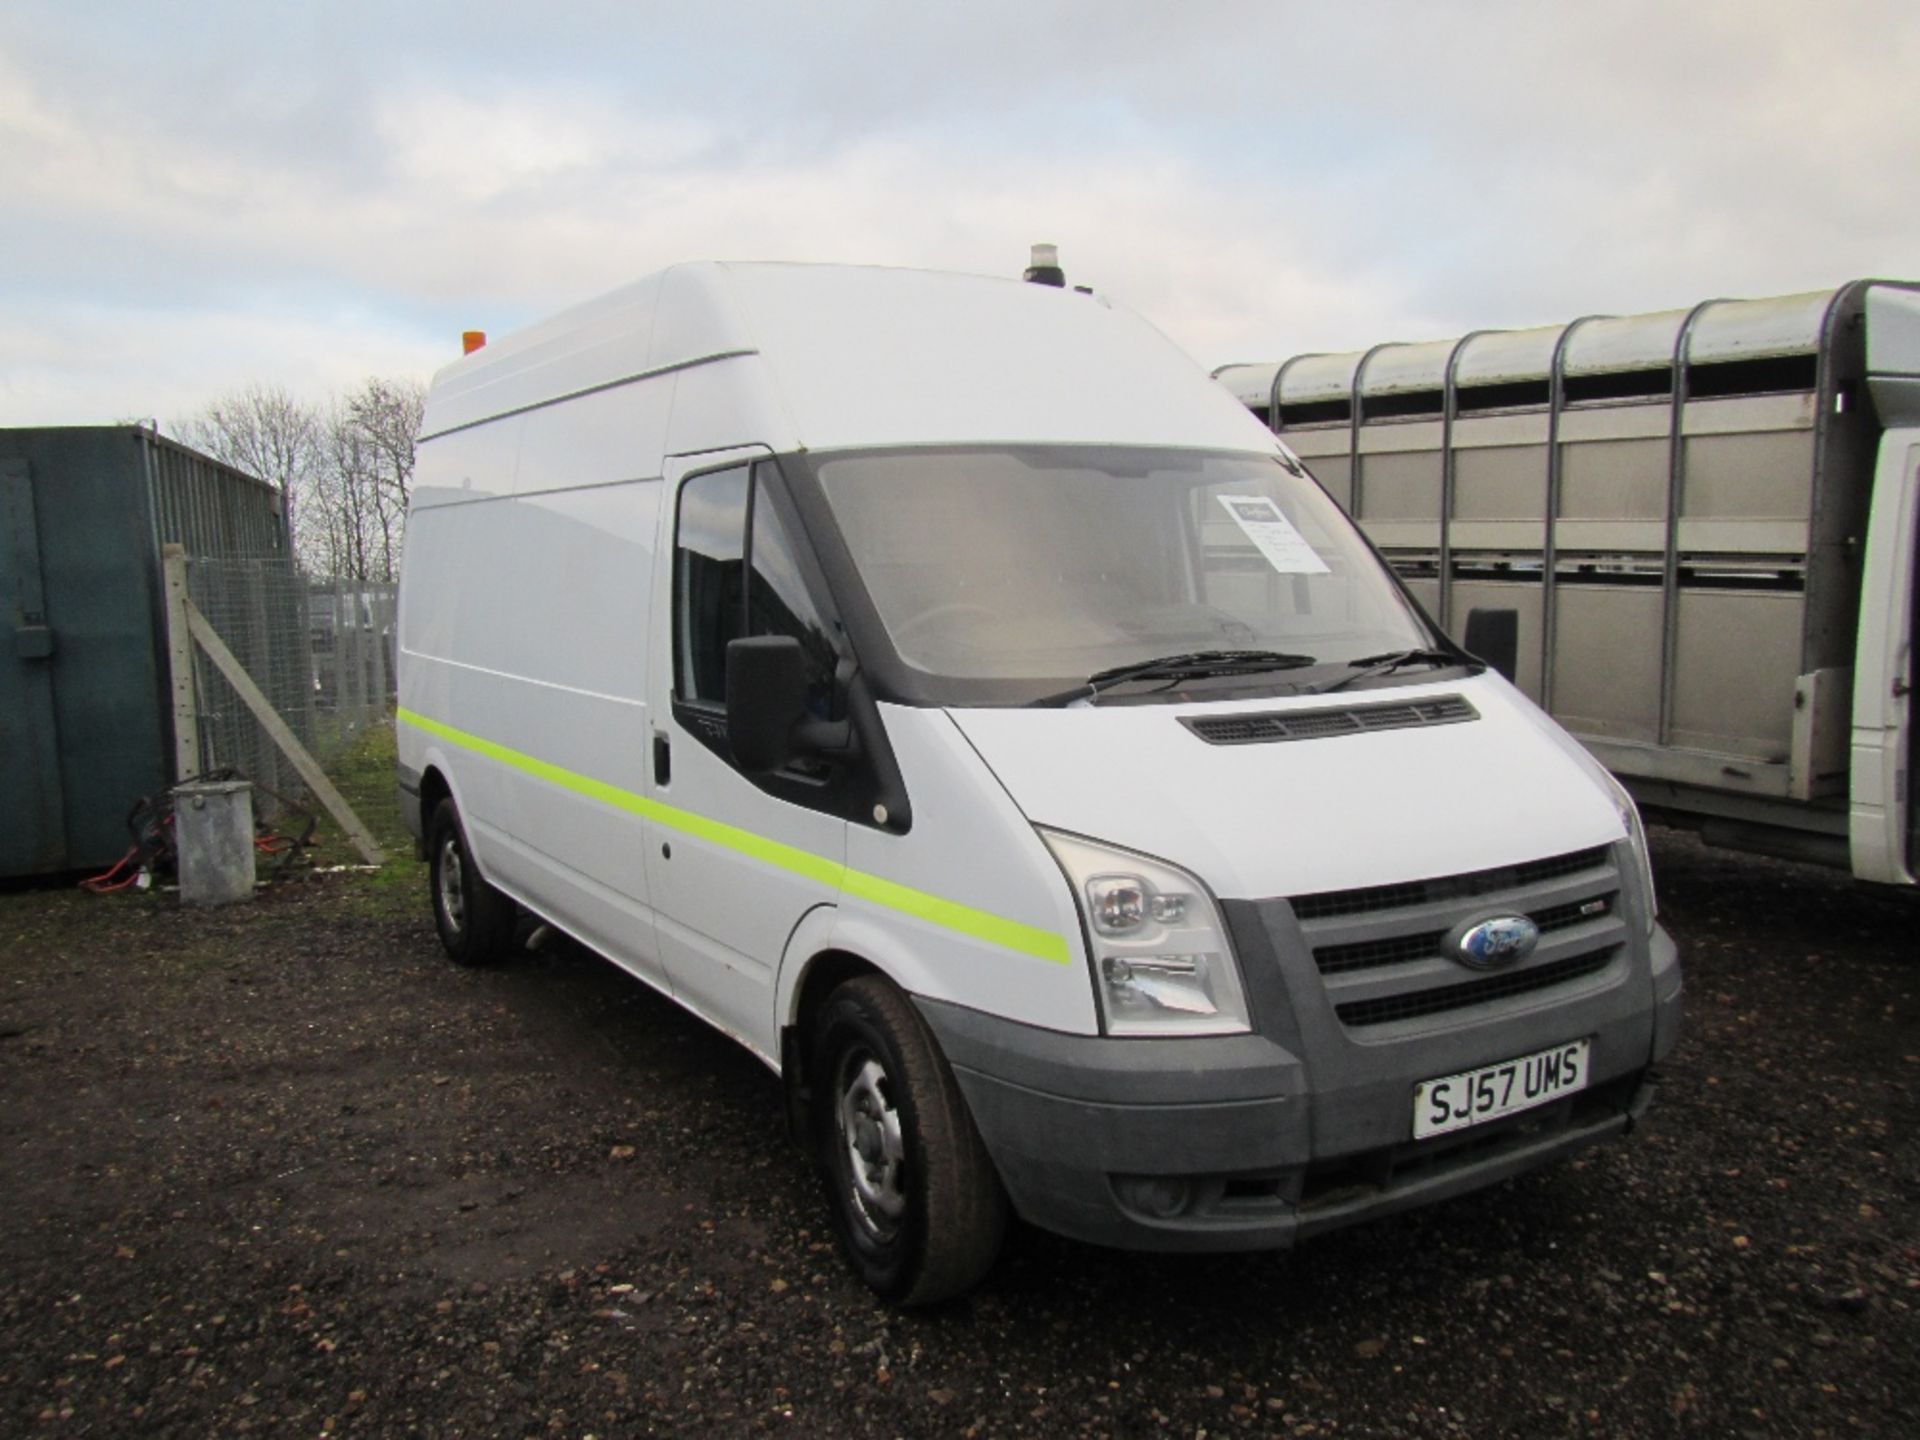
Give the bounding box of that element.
[401,378,675,985]
[661,352,799,458]
[400,416,527,838]
[514,374,673,498]
[470,481,662,962]
[410,419,523,509]
[418,272,669,441]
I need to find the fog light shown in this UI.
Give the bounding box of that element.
[1117,1175,1193,1220]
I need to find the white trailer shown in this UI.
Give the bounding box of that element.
[1218,282,1920,883]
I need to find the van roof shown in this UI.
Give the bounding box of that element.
[420,261,1278,457]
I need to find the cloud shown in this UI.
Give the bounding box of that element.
[1,0,1917,424]
[374,87,717,204]
[0,294,449,429]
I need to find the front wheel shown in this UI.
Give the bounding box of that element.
[427,798,514,966]
[810,975,1007,1305]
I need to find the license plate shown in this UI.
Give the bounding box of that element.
[1412,1038,1591,1140]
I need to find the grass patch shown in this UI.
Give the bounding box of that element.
[312,715,423,920]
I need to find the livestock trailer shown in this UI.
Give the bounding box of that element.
[0,425,290,877]
[1216,281,1920,883]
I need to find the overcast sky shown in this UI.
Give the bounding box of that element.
[3,1,1915,428]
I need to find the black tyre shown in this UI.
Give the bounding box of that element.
[810,974,1007,1305]
[426,798,515,966]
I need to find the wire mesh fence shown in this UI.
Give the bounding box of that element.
[306,573,398,759]
[184,555,396,813]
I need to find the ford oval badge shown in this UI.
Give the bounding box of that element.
[1449,914,1540,970]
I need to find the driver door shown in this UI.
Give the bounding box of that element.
[643,448,848,1060]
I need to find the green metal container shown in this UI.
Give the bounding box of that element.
[0,426,289,877]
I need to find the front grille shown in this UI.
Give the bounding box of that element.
[1182,694,1477,747]
[1294,878,1427,921]
[1317,931,1444,975]
[1291,844,1626,1032]
[1535,894,1612,932]
[1334,949,1618,1028]
[1514,848,1610,887]
[1293,845,1610,921]
[1311,891,1616,976]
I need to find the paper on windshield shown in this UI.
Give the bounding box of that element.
[1216,495,1330,575]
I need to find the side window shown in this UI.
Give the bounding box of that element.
[674,466,749,705]
[748,462,837,717]
[673,460,836,721]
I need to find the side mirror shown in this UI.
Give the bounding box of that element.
[726,636,810,772]
[725,636,854,773]
[1463,607,1520,684]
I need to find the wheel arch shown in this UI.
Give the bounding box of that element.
[417,763,452,838]
[774,908,957,1145]
[414,756,500,887]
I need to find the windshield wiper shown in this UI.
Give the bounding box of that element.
[1028,650,1319,707]
[1312,648,1480,695]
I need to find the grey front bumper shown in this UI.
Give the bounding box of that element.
[916,923,1680,1254]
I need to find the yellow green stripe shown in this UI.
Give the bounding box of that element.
[398,708,1070,965]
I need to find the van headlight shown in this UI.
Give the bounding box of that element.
[1604,777,1658,935]
[1039,829,1252,1036]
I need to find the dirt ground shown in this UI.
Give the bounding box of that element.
[2,748,1916,1437]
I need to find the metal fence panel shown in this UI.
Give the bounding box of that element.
[184,555,395,814]
[306,575,397,758]
[141,430,290,566]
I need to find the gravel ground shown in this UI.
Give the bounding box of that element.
[2,818,1916,1438]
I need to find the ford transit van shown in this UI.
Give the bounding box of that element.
[396,261,1682,1304]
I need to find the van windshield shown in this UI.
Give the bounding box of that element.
[810,446,1436,704]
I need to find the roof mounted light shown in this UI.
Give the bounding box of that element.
[462,330,487,355]
[1023,243,1065,288]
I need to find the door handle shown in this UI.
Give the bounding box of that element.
[14,623,53,660]
[653,732,671,786]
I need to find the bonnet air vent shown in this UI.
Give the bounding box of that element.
[1181,695,1478,747]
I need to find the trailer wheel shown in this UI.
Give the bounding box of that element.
[810,974,1007,1305]
[427,798,514,966]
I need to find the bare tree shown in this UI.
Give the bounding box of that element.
[342,377,425,584]
[292,377,427,583]
[177,384,323,556]
[177,376,424,582]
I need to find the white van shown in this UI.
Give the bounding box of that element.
[396,261,1682,1304]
